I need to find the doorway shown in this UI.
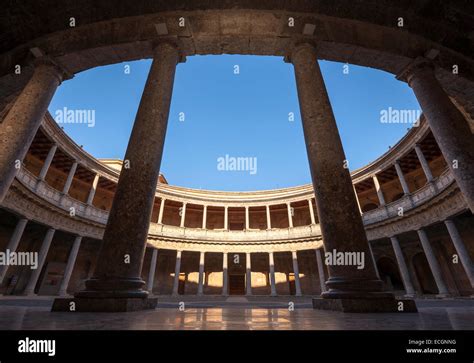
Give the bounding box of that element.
[229,274,245,295]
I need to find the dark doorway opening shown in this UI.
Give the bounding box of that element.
[229,274,245,295]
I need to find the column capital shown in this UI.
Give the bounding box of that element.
[396,57,434,85]
[285,42,318,64]
[152,41,186,64]
[33,55,73,83]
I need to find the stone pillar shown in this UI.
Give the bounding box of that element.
[86,173,100,206]
[38,144,57,182]
[444,219,474,287]
[390,236,416,296]
[197,251,205,295]
[180,202,187,228]
[290,43,386,303]
[266,205,272,229]
[74,42,181,304]
[0,58,67,202]
[308,199,316,224]
[172,250,182,296]
[417,229,449,296]
[414,144,434,183]
[353,184,363,214]
[367,242,380,279]
[315,248,326,293]
[24,228,55,295]
[291,251,302,296]
[287,202,293,228]
[399,58,474,212]
[58,236,82,296]
[202,205,207,229]
[158,198,166,224]
[222,252,228,296]
[62,161,78,195]
[394,160,410,195]
[0,218,28,284]
[372,174,386,206]
[245,206,250,230]
[269,252,277,296]
[147,249,158,293]
[245,252,252,296]
[224,206,228,230]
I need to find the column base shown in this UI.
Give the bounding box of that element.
[51,297,158,312]
[312,297,417,313]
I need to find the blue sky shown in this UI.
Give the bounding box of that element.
[48,55,420,191]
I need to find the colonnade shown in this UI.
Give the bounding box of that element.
[0,40,472,311]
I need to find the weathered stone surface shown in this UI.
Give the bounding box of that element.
[51,297,158,312]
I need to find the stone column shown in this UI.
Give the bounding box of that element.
[24,228,55,295]
[287,202,293,228]
[245,252,252,296]
[290,43,385,301]
[372,174,386,206]
[368,242,381,279]
[444,219,474,287]
[266,205,272,229]
[0,218,28,284]
[180,202,187,228]
[62,161,78,195]
[38,144,57,182]
[224,206,228,230]
[315,248,326,293]
[172,250,182,296]
[414,144,434,183]
[308,199,316,224]
[269,252,277,296]
[74,42,181,302]
[390,236,416,296]
[158,198,166,224]
[86,173,100,206]
[245,206,250,230]
[197,251,205,295]
[417,229,449,296]
[202,205,207,229]
[399,58,474,212]
[58,236,82,296]
[291,251,302,296]
[222,252,228,296]
[353,184,362,214]
[147,249,158,293]
[394,160,410,195]
[0,58,68,202]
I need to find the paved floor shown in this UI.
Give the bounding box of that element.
[0,296,473,330]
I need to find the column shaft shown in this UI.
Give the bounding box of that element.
[86,173,100,205]
[147,249,158,292]
[224,206,228,230]
[62,161,78,194]
[172,250,182,295]
[222,252,228,296]
[292,251,302,296]
[368,242,381,279]
[415,145,434,183]
[158,198,166,224]
[245,252,252,296]
[394,161,410,195]
[0,60,65,202]
[444,220,474,287]
[372,175,386,206]
[417,229,449,296]
[402,60,474,212]
[308,199,316,224]
[315,249,326,293]
[38,144,57,181]
[0,218,28,284]
[291,43,383,298]
[197,251,205,295]
[58,236,82,296]
[390,236,415,296]
[287,203,293,228]
[245,206,250,230]
[266,205,272,229]
[269,252,277,296]
[76,43,180,299]
[353,184,362,214]
[24,228,55,295]
[202,205,207,229]
[180,202,186,228]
